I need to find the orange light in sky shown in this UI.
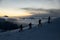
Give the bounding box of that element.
[0,8,32,17]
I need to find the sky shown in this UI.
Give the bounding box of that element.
[0,0,60,16]
[0,0,60,9]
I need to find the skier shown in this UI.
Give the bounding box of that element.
[48,16,51,23]
[39,19,41,24]
[38,19,42,27]
[29,23,32,29]
[19,24,23,32]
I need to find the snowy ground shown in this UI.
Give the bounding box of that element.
[0,17,60,40]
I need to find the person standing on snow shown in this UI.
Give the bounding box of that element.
[19,24,23,32]
[39,19,41,24]
[38,19,42,27]
[29,23,32,29]
[48,16,51,23]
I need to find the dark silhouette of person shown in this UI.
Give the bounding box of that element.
[29,23,32,29]
[48,16,51,23]
[38,19,42,27]
[19,24,23,32]
[39,19,41,24]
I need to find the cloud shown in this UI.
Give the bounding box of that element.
[0,0,2,2]
[0,0,2,3]
[0,0,60,9]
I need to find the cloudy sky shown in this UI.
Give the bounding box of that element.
[0,0,60,9]
[0,0,60,16]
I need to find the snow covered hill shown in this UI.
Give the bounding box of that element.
[0,17,60,40]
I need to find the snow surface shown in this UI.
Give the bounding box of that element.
[0,17,60,40]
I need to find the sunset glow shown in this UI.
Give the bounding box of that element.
[0,8,32,17]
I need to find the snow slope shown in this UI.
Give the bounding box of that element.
[0,18,60,40]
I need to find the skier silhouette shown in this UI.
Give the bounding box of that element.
[19,24,23,32]
[48,16,51,23]
[39,19,41,24]
[29,23,32,29]
[38,19,42,27]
